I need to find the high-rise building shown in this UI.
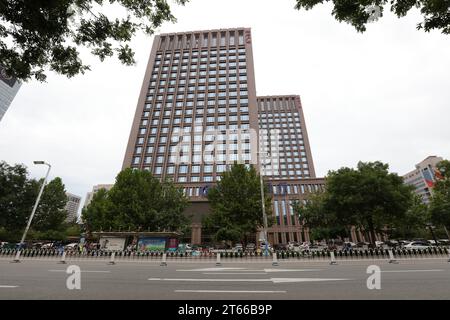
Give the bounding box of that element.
[0,66,21,122]
[83,184,114,208]
[122,28,325,244]
[403,156,444,203]
[257,95,323,244]
[65,193,82,223]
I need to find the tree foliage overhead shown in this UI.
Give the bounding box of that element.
[204,164,273,245]
[294,0,450,34]
[0,0,188,81]
[82,168,190,232]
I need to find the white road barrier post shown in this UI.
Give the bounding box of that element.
[108,252,116,265]
[388,249,398,264]
[216,252,221,266]
[272,252,279,266]
[58,251,66,264]
[330,251,337,265]
[12,250,21,263]
[160,253,167,266]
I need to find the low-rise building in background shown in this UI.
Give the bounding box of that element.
[403,155,444,203]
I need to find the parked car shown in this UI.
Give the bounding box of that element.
[288,242,300,252]
[274,243,288,251]
[41,243,54,249]
[64,243,79,251]
[438,239,450,247]
[233,243,243,252]
[404,241,430,250]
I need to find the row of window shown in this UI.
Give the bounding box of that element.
[138,116,250,131]
[156,48,246,59]
[258,98,298,111]
[148,91,249,99]
[133,152,253,164]
[143,107,249,120]
[149,76,248,84]
[159,30,247,49]
[154,61,247,71]
[149,83,247,91]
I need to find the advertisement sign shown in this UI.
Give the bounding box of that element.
[99,237,126,251]
[137,237,166,251]
[167,238,178,252]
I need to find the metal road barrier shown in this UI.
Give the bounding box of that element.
[1,247,449,263]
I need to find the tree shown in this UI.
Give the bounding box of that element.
[294,0,450,34]
[204,164,273,246]
[298,161,414,245]
[32,177,68,232]
[0,0,189,81]
[0,161,38,233]
[82,168,190,232]
[156,179,189,231]
[390,194,429,239]
[81,188,112,232]
[429,159,450,237]
[293,192,350,242]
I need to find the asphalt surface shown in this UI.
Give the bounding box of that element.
[0,257,449,299]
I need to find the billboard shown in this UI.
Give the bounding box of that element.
[137,237,166,251]
[99,237,126,251]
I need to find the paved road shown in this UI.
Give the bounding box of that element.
[0,258,449,299]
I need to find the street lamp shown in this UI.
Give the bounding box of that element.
[426,222,438,246]
[13,161,51,262]
[258,163,270,257]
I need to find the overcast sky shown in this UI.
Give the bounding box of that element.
[1,0,449,218]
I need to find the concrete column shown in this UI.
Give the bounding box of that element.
[304,228,310,243]
[191,222,202,245]
[350,227,357,243]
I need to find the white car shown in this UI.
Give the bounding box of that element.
[64,243,79,250]
[41,243,53,249]
[404,241,430,250]
[233,243,243,252]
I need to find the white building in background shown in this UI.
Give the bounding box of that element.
[0,66,21,122]
[403,156,444,204]
[65,193,82,223]
[83,184,114,208]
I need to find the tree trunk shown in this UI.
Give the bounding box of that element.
[368,218,377,247]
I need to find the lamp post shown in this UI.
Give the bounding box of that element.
[13,161,51,262]
[259,172,269,256]
[426,223,438,246]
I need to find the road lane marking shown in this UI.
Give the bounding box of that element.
[0,285,18,288]
[176,267,247,272]
[381,269,443,273]
[175,290,287,293]
[149,277,350,283]
[48,270,111,273]
[177,268,322,273]
[263,269,322,273]
[203,273,267,275]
